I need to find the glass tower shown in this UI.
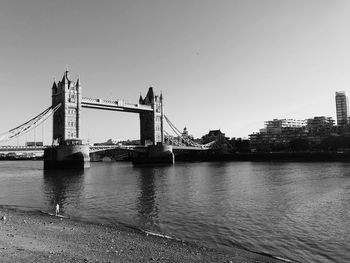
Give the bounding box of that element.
[335,91,348,126]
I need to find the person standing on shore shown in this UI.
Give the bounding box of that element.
[55,204,59,216]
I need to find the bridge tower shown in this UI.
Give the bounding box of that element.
[136,87,174,164]
[51,70,82,145]
[44,70,88,170]
[139,87,164,146]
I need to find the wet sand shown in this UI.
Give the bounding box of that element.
[0,208,281,262]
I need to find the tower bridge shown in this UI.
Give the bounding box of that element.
[0,69,214,168]
[51,70,164,147]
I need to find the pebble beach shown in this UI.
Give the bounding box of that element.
[0,207,282,263]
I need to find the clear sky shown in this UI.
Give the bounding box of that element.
[1,0,350,144]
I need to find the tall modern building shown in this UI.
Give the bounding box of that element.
[335,91,348,126]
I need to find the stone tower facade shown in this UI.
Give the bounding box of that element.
[139,87,164,146]
[52,70,82,145]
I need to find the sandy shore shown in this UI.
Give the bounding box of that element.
[0,207,281,263]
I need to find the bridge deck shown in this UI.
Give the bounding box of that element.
[0,145,208,154]
[82,97,153,113]
[0,146,47,151]
[91,145,208,152]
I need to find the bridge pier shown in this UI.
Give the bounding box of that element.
[44,142,90,170]
[132,144,174,165]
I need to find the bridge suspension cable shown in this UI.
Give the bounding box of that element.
[0,104,61,143]
[164,115,212,148]
[164,115,183,137]
[163,116,236,150]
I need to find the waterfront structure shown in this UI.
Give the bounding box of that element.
[306,116,335,134]
[0,69,223,168]
[201,129,227,144]
[249,127,307,151]
[305,116,335,145]
[335,91,348,126]
[45,69,174,169]
[52,71,164,147]
[200,129,233,151]
[228,137,250,153]
[249,117,335,151]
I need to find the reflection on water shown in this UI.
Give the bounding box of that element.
[0,161,349,263]
[136,168,158,227]
[42,169,84,215]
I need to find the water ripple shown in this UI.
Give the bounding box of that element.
[0,161,349,262]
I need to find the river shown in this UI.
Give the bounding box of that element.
[0,160,349,262]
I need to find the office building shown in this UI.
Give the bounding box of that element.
[335,91,348,126]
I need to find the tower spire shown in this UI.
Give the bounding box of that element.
[52,78,57,90]
[62,67,70,84]
[76,74,80,87]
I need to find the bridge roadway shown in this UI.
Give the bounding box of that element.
[0,145,141,153]
[81,97,153,113]
[0,146,48,152]
[0,145,207,154]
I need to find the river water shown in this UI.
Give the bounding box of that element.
[0,160,349,262]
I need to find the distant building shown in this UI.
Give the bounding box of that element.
[261,119,306,134]
[200,129,232,151]
[305,116,335,144]
[249,116,338,151]
[180,127,194,140]
[93,139,140,146]
[105,138,119,145]
[250,119,307,151]
[93,139,119,145]
[201,129,227,144]
[335,91,348,126]
[181,127,189,138]
[306,116,334,132]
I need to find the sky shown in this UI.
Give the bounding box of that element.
[1,0,350,144]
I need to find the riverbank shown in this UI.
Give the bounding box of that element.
[0,207,282,263]
[174,150,350,162]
